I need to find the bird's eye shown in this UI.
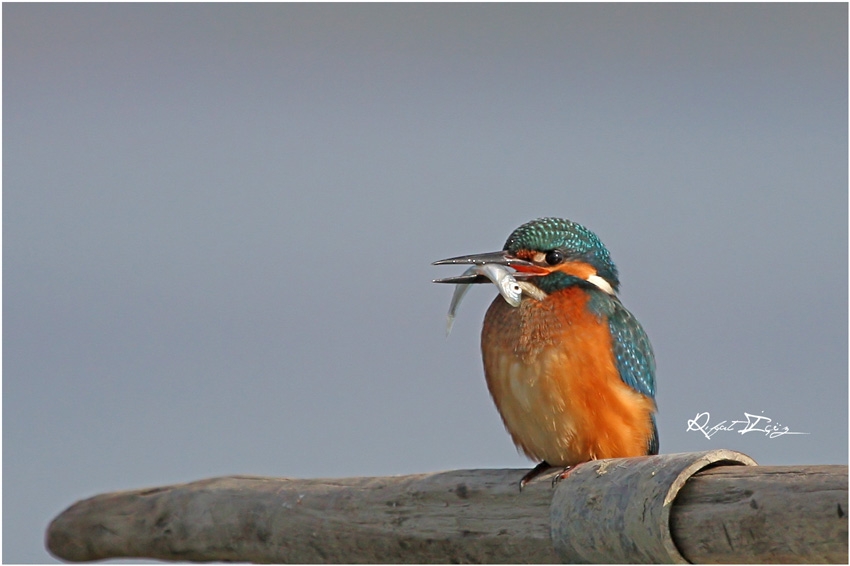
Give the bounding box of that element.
[544,250,564,265]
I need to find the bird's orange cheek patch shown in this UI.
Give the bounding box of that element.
[554,261,598,280]
[510,253,600,280]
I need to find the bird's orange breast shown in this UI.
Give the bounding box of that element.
[481,287,655,467]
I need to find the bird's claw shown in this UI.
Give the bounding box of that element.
[550,466,574,487]
[518,462,586,492]
[518,461,554,492]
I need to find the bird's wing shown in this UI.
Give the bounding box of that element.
[607,299,659,454]
[648,414,659,455]
[607,300,656,399]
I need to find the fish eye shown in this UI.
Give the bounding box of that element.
[545,250,564,265]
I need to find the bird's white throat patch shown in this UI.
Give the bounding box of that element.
[586,274,615,295]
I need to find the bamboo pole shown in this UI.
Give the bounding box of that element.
[549,450,847,564]
[45,453,848,564]
[550,449,758,562]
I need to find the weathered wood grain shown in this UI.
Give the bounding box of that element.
[46,469,558,563]
[670,465,848,563]
[550,450,758,563]
[45,463,849,564]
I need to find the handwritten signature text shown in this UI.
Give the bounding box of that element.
[686,412,809,440]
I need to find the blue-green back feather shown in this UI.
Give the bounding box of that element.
[588,291,659,455]
[607,299,656,400]
[607,298,658,454]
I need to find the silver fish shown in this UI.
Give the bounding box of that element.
[446,264,522,336]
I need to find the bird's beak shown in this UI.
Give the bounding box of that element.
[432,250,525,267]
[432,251,547,284]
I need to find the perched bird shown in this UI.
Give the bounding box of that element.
[434,217,658,489]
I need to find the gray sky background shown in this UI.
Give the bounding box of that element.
[4,4,847,562]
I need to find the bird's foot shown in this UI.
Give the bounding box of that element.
[551,466,574,487]
[550,462,587,487]
[518,461,554,492]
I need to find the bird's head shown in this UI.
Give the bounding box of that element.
[433,217,619,295]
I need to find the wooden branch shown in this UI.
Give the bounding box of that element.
[46,469,559,563]
[671,464,848,563]
[45,454,848,564]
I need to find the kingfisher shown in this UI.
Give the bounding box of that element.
[433,217,658,489]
